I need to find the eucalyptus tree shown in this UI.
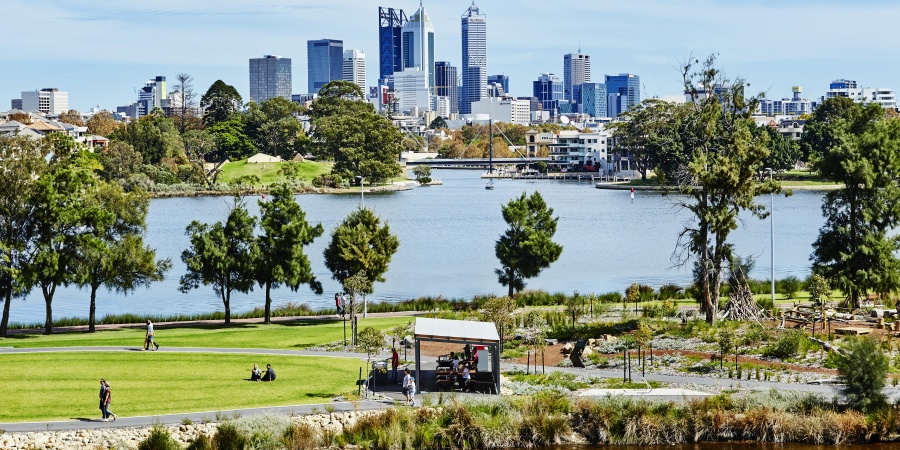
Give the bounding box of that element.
[495,191,562,297]
[180,196,259,324]
[256,183,324,323]
[201,80,243,127]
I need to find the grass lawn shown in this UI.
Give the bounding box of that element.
[1,317,414,349]
[218,159,333,185]
[0,352,367,422]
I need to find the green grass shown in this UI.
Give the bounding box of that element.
[1,317,414,349]
[218,159,333,185]
[0,352,366,422]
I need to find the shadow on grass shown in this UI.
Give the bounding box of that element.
[305,393,333,398]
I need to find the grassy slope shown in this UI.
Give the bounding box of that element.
[217,159,333,185]
[0,352,365,422]
[1,317,414,349]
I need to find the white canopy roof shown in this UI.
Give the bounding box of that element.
[414,317,500,343]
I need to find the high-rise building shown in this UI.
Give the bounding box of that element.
[435,61,458,114]
[401,3,435,94]
[460,2,487,114]
[307,39,343,94]
[823,79,897,110]
[573,83,607,117]
[10,99,23,110]
[378,7,407,82]
[343,49,367,92]
[563,52,590,101]
[533,73,562,115]
[249,56,292,103]
[487,74,508,96]
[392,68,430,113]
[20,88,69,115]
[605,73,640,117]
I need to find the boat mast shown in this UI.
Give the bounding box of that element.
[489,117,493,174]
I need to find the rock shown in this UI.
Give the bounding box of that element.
[561,342,574,354]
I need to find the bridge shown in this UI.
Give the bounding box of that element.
[403,157,551,168]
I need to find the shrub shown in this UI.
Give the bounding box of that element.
[214,422,249,450]
[657,284,683,300]
[837,337,889,412]
[283,421,319,450]
[778,276,803,299]
[763,330,805,359]
[185,434,213,450]
[138,425,181,450]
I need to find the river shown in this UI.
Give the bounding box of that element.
[10,169,826,325]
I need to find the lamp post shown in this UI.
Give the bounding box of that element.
[355,175,364,208]
[765,168,775,306]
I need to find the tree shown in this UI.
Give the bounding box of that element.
[672,55,779,324]
[182,129,219,186]
[110,111,184,164]
[323,208,400,299]
[807,274,832,305]
[810,102,900,308]
[564,292,583,328]
[201,80,243,127]
[799,96,861,163]
[0,136,47,336]
[256,183,324,323]
[837,336,889,412]
[207,116,256,161]
[480,296,516,352]
[411,165,431,181]
[759,126,800,172]
[357,326,386,361]
[180,196,259,324]
[609,98,683,181]
[86,111,120,137]
[73,182,171,331]
[307,80,368,122]
[29,152,101,334]
[716,327,734,369]
[97,141,143,183]
[495,191,563,297]
[172,73,200,133]
[57,110,84,127]
[428,117,448,130]
[244,97,306,160]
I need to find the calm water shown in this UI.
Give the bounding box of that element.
[10,169,826,325]
[524,444,893,450]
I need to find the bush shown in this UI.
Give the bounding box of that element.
[214,422,249,450]
[186,434,213,450]
[763,330,805,359]
[837,337,889,412]
[657,284,683,300]
[138,425,182,450]
[778,276,803,299]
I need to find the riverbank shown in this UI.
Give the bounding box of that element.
[149,181,414,198]
[594,181,843,191]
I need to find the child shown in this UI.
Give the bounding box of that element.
[407,376,417,407]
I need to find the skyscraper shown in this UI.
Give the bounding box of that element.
[564,52,591,101]
[533,73,562,114]
[401,3,435,94]
[605,73,640,117]
[487,74,508,95]
[573,83,607,117]
[378,7,407,82]
[435,61,458,114]
[307,39,343,94]
[460,2,487,114]
[343,49,367,92]
[249,56,291,103]
[20,88,69,115]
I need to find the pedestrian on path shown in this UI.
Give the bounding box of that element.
[402,368,412,403]
[407,376,417,407]
[390,348,399,383]
[335,293,344,316]
[144,319,159,351]
[98,379,107,421]
[102,380,116,422]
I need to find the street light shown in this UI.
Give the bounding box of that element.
[768,170,775,307]
[355,175,364,208]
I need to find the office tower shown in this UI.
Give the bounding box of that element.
[435,61,458,114]
[573,83,607,117]
[563,52,590,101]
[392,68,430,113]
[533,73,562,114]
[379,7,407,81]
[460,2,487,114]
[401,3,435,94]
[343,49,367,92]
[605,73,640,117]
[307,39,344,94]
[487,74,508,95]
[10,99,23,110]
[249,56,292,103]
[20,88,69,115]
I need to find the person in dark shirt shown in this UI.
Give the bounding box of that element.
[262,364,276,381]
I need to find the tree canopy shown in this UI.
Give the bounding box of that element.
[323,208,399,296]
[109,111,184,165]
[245,97,307,160]
[201,80,243,127]
[495,191,563,297]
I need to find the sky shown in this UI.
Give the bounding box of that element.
[4,0,900,112]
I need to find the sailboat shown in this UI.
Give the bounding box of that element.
[485,180,494,190]
[485,118,495,190]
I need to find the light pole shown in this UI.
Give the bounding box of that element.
[355,175,364,208]
[765,168,775,306]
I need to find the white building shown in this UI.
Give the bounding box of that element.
[393,68,431,114]
[401,4,435,94]
[823,79,897,110]
[759,86,813,116]
[21,88,69,115]
[342,49,366,93]
[470,96,531,125]
[431,95,450,118]
[546,129,611,172]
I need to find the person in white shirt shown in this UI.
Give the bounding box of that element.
[450,352,461,371]
[460,364,471,392]
[402,368,412,403]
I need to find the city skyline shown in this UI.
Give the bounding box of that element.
[3,0,900,112]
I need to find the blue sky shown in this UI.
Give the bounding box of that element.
[4,0,899,112]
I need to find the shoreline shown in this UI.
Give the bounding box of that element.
[148,182,415,198]
[594,182,843,191]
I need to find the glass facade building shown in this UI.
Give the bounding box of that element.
[307,39,344,95]
[249,56,291,103]
[563,52,590,101]
[460,3,487,114]
[401,6,435,94]
[378,7,407,82]
[533,73,562,115]
[574,82,607,117]
[604,73,640,117]
[435,61,458,114]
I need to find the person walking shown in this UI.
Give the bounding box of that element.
[390,348,400,384]
[98,379,107,421]
[144,319,159,351]
[102,380,116,422]
[407,376,417,407]
[402,368,412,404]
[334,293,343,316]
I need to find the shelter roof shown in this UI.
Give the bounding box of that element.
[414,317,499,343]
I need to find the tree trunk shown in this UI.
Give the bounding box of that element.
[0,287,11,337]
[89,283,99,332]
[224,290,231,325]
[264,282,272,324]
[43,283,55,335]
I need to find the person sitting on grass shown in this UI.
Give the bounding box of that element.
[250,364,262,381]
[261,364,276,381]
